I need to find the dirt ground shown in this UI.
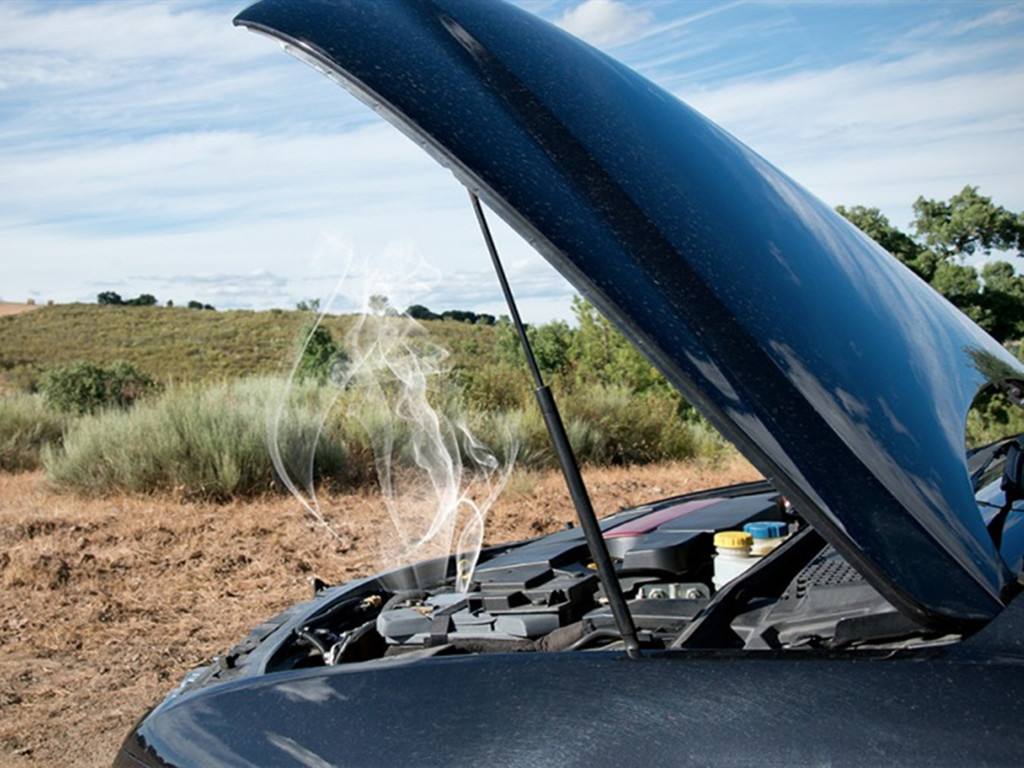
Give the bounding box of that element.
[0,458,759,766]
[0,303,44,317]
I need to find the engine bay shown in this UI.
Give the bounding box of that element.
[234,485,944,677]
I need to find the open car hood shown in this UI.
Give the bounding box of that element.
[235,0,1024,629]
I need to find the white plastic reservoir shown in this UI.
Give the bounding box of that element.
[743,520,789,556]
[712,531,755,591]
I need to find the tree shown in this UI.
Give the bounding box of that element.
[296,298,321,313]
[912,185,1024,259]
[368,294,392,315]
[838,187,1024,343]
[295,321,348,383]
[98,291,160,307]
[980,261,1024,342]
[570,296,673,396]
[441,309,476,323]
[406,304,440,321]
[930,261,991,327]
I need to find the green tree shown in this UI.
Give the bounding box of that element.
[406,304,439,321]
[529,320,573,377]
[295,322,348,383]
[570,296,673,396]
[97,291,123,306]
[441,309,477,323]
[912,185,1024,259]
[368,294,392,315]
[839,187,1024,343]
[930,261,991,328]
[979,261,1024,342]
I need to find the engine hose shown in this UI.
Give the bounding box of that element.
[565,628,622,651]
[535,620,587,652]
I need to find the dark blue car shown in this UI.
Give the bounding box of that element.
[115,2,1024,765]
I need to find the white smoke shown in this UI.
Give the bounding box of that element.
[270,245,514,590]
[342,300,513,590]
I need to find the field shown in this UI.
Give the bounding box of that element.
[0,458,759,765]
[0,303,495,392]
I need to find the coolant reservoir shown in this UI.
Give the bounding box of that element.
[743,520,789,556]
[712,531,754,591]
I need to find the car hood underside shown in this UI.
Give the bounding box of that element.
[234,0,1024,629]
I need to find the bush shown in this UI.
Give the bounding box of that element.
[460,383,730,472]
[556,384,729,466]
[457,360,532,413]
[966,386,1024,449]
[43,378,358,499]
[0,393,67,471]
[39,360,156,415]
[294,321,349,384]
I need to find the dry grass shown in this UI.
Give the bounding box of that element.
[0,303,500,391]
[0,457,759,765]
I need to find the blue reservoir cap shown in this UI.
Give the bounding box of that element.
[743,521,787,539]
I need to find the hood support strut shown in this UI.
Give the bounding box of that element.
[470,192,641,658]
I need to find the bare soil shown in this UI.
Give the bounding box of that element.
[0,459,759,765]
[0,303,44,317]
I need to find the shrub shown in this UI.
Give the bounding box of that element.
[459,383,730,472]
[0,393,67,471]
[39,360,156,415]
[966,386,1024,449]
[457,360,532,413]
[43,378,356,499]
[567,384,725,466]
[294,321,349,384]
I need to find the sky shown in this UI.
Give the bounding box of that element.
[1,0,1022,322]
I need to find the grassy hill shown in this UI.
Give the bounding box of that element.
[0,303,500,392]
[0,302,738,493]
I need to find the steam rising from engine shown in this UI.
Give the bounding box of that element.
[270,250,514,591]
[341,301,513,590]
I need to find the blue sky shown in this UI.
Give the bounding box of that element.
[1,0,1022,321]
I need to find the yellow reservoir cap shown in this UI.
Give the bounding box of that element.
[714,531,753,549]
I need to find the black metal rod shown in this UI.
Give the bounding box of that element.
[469,194,543,389]
[469,192,641,658]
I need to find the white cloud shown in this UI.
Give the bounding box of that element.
[0,124,438,232]
[3,0,1023,323]
[0,0,369,149]
[676,39,1024,226]
[0,2,242,62]
[557,0,653,48]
